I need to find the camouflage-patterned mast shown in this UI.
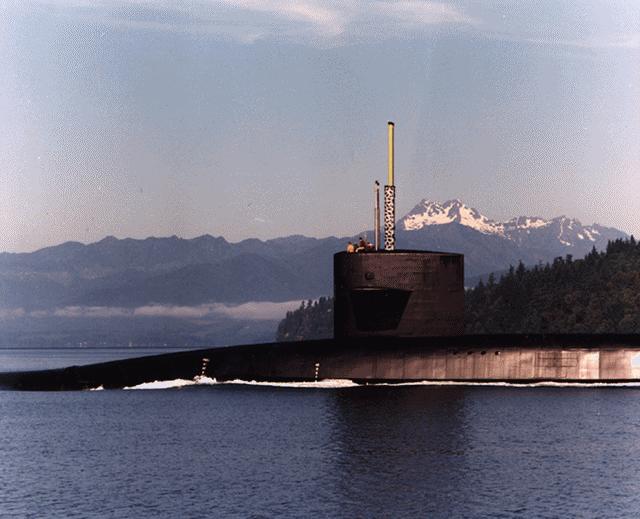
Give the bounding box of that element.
[384,121,396,251]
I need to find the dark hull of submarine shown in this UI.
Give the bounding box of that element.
[3,334,640,391]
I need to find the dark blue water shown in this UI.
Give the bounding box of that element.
[2,351,640,518]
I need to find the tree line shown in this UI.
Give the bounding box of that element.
[276,238,640,340]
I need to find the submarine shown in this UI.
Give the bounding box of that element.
[3,121,640,390]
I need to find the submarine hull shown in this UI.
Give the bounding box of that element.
[4,334,640,390]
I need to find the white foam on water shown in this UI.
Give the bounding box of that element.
[97,377,640,391]
[123,377,217,390]
[117,377,358,390]
[123,379,193,390]
[89,385,104,391]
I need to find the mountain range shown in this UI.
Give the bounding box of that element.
[399,199,626,281]
[403,199,608,245]
[1,199,626,311]
[0,199,629,347]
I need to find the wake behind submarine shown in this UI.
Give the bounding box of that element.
[3,122,640,391]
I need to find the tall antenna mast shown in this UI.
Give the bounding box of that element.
[384,121,396,251]
[374,181,380,250]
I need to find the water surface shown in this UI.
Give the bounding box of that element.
[1,350,639,518]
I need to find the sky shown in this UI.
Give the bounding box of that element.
[1,0,639,252]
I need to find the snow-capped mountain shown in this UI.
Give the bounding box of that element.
[400,199,618,249]
[402,199,505,235]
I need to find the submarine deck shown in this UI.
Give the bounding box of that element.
[3,334,640,390]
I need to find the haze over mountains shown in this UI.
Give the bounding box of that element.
[0,199,626,347]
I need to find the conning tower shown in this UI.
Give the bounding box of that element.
[333,122,464,338]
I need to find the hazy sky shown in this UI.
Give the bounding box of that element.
[1,1,639,252]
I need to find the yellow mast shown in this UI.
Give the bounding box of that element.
[384,121,396,251]
[387,121,394,186]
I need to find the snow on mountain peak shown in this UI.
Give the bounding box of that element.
[504,216,550,230]
[401,199,504,235]
[399,199,604,246]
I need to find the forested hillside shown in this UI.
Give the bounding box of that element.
[275,297,334,342]
[466,239,640,333]
[276,238,640,340]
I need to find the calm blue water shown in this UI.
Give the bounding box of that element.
[2,350,640,518]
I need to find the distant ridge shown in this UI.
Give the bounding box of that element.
[0,198,628,347]
[0,199,627,311]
